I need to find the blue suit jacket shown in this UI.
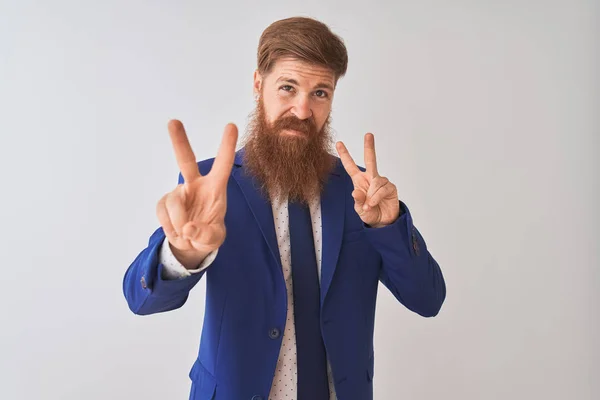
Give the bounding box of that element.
[123,149,446,400]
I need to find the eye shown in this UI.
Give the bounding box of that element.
[315,90,329,98]
[280,85,294,92]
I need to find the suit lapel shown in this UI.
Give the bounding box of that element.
[231,149,347,305]
[319,163,346,305]
[232,150,282,270]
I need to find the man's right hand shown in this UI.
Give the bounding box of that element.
[156,120,238,269]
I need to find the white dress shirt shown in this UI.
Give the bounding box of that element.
[159,194,337,400]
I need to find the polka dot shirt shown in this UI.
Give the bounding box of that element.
[268,195,337,400]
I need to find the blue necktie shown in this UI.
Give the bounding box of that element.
[288,200,329,399]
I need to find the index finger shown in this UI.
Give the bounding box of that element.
[336,141,361,177]
[364,133,378,177]
[210,123,239,182]
[168,119,201,183]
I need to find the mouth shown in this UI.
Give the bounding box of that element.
[282,129,307,137]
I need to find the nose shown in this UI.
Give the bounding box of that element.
[290,95,313,120]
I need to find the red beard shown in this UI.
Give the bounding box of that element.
[240,98,336,204]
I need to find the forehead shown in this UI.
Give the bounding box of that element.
[266,58,335,87]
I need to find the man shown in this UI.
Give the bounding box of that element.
[123,16,446,400]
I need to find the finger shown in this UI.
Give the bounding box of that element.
[211,123,239,182]
[352,189,371,217]
[336,141,361,177]
[165,187,189,237]
[156,193,178,241]
[182,221,201,242]
[352,188,367,203]
[365,176,389,205]
[364,133,378,177]
[352,188,367,208]
[187,222,225,250]
[366,182,395,209]
[168,119,201,183]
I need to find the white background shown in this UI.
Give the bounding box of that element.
[1,0,598,399]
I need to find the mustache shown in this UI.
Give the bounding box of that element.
[271,115,318,136]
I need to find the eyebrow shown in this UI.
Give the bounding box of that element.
[276,77,334,91]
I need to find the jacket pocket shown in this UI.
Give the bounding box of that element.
[189,359,216,400]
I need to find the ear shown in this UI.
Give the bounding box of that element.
[253,70,262,96]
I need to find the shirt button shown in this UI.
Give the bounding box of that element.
[140,276,147,289]
[268,328,280,339]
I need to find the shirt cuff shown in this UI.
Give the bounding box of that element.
[159,237,218,280]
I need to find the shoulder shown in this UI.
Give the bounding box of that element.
[196,157,216,176]
[176,158,218,184]
[331,153,366,179]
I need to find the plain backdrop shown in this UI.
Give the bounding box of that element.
[1,0,598,399]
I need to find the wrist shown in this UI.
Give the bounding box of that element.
[169,243,211,270]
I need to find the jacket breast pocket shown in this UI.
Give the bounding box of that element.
[189,359,216,400]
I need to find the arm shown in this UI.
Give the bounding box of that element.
[123,120,237,316]
[122,228,216,315]
[364,201,446,317]
[335,135,445,317]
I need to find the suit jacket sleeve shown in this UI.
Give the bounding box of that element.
[363,201,446,317]
[122,226,209,315]
[122,168,217,315]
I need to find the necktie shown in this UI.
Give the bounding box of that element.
[288,200,329,399]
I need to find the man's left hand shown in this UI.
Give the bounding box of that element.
[336,133,400,228]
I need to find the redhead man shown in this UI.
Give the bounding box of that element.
[123,16,446,400]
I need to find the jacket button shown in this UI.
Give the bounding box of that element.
[268,328,280,339]
[251,396,263,400]
[140,276,147,289]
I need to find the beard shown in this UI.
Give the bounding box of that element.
[240,98,336,204]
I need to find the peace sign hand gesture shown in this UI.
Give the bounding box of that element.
[156,120,238,268]
[336,133,400,228]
